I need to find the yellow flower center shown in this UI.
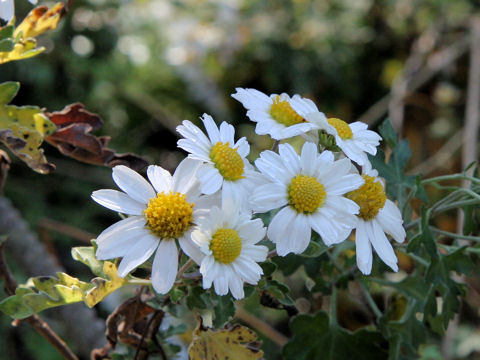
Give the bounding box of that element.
[209,142,245,181]
[327,118,353,140]
[347,175,386,220]
[288,175,326,214]
[210,228,242,264]
[270,95,305,126]
[144,192,194,238]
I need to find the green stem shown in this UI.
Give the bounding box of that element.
[429,227,480,242]
[128,279,152,286]
[359,280,382,318]
[406,252,429,267]
[330,285,338,327]
[422,174,480,185]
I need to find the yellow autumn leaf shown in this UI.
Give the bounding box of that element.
[189,324,264,360]
[13,3,65,39]
[0,82,57,173]
[84,262,128,307]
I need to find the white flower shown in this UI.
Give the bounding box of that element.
[231,88,316,140]
[1,0,37,22]
[346,163,406,274]
[176,113,263,209]
[91,158,214,294]
[289,96,382,166]
[251,142,364,256]
[185,202,268,300]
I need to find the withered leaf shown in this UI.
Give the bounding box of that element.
[13,3,65,39]
[189,322,264,360]
[46,103,148,171]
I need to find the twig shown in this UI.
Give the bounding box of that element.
[357,34,470,126]
[38,218,95,244]
[235,306,288,346]
[0,150,10,196]
[176,258,194,279]
[0,244,79,360]
[408,129,463,176]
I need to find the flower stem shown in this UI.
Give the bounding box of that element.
[359,280,382,318]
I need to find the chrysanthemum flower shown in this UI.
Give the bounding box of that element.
[346,164,406,274]
[251,142,364,255]
[289,96,382,165]
[176,113,263,209]
[231,88,316,140]
[91,159,214,294]
[185,203,268,299]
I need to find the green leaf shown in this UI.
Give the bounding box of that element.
[300,240,328,258]
[260,261,277,276]
[211,293,236,328]
[71,246,106,277]
[378,118,398,148]
[0,39,14,52]
[186,286,209,310]
[283,312,386,360]
[0,25,14,40]
[0,81,20,105]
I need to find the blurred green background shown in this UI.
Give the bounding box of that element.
[1,0,480,358]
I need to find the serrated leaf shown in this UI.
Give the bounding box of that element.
[283,312,386,360]
[188,324,263,360]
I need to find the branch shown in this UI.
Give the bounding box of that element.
[0,150,10,196]
[0,197,106,355]
[235,306,288,346]
[0,243,78,360]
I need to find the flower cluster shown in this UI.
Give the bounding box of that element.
[91,88,406,299]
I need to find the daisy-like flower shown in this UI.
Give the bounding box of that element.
[91,159,214,294]
[346,163,406,274]
[251,142,364,256]
[176,113,263,209]
[231,88,317,140]
[185,202,268,299]
[289,96,382,166]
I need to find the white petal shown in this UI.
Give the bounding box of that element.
[232,258,263,284]
[267,206,296,244]
[309,211,353,246]
[325,196,359,216]
[219,121,235,144]
[288,214,311,255]
[300,142,318,176]
[202,114,221,144]
[235,137,250,158]
[251,183,288,212]
[228,273,245,300]
[147,165,173,193]
[367,220,398,272]
[0,0,14,21]
[376,200,406,243]
[96,216,146,244]
[231,88,272,111]
[237,219,267,244]
[288,95,319,117]
[112,165,155,204]
[201,256,216,288]
[278,143,300,174]
[117,234,159,277]
[96,226,150,259]
[91,189,145,215]
[355,221,373,275]
[241,244,268,262]
[179,231,205,265]
[323,173,364,195]
[151,240,179,294]
[197,165,223,195]
[213,270,230,296]
[173,158,202,194]
[255,150,293,183]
